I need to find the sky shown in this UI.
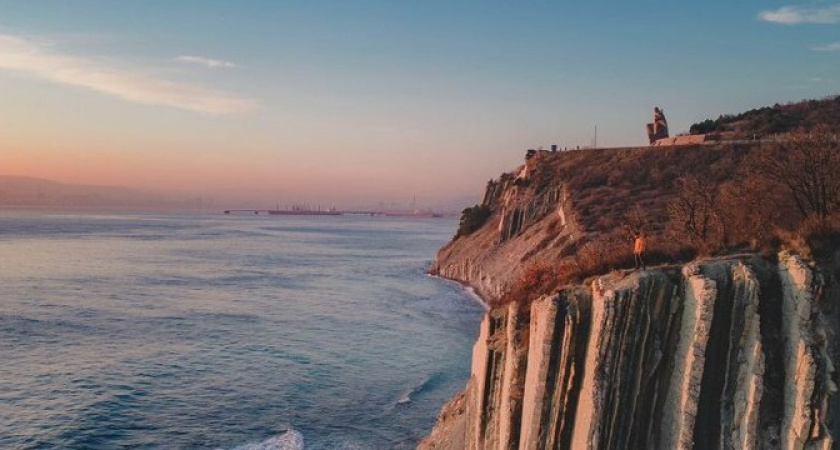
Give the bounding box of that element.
[0,1,838,209]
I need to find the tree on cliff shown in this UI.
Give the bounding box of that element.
[667,175,723,252]
[751,126,840,222]
[623,205,654,237]
[689,95,840,137]
[717,175,781,248]
[456,205,492,238]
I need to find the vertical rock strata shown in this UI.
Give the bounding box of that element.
[461,292,589,450]
[424,255,838,450]
[659,264,716,450]
[571,271,681,450]
[728,263,766,450]
[778,252,837,450]
[519,289,589,450]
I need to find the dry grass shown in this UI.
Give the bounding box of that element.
[777,214,840,262]
[496,262,570,307]
[486,135,840,307]
[496,232,697,307]
[539,143,754,233]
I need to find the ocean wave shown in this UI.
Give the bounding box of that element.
[396,372,442,406]
[228,428,304,450]
[427,274,490,310]
[462,286,490,310]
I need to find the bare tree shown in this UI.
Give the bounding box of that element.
[718,177,780,248]
[751,126,840,222]
[623,205,654,238]
[668,175,722,251]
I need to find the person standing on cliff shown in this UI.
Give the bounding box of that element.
[634,233,647,270]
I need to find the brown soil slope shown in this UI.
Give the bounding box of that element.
[431,142,760,304]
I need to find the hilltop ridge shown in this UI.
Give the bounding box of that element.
[432,141,762,304]
[690,95,840,138]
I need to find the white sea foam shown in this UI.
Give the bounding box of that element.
[229,429,304,450]
[428,274,490,310]
[463,286,490,310]
[394,371,445,408]
[397,377,429,405]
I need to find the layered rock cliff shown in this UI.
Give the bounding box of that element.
[422,146,838,450]
[424,254,838,450]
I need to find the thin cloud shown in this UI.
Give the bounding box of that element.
[758,4,840,24]
[0,35,255,115]
[811,42,840,51]
[176,55,236,69]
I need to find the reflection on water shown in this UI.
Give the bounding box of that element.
[0,212,483,449]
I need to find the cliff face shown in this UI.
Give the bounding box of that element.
[430,144,756,303]
[423,254,838,450]
[423,146,838,450]
[431,151,581,301]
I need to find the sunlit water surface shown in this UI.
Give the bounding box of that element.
[0,211,484,449]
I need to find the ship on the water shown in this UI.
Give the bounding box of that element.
[225,203,344,216]
[224,208,342,216]
[224,204,453,218]
[267,209,341,216]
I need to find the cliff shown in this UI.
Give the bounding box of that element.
[422,145,839,450]
[424,254,838,450]
[431,143,756,303]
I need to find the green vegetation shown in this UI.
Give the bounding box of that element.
[689,95,840,137]
[456,205,492,238]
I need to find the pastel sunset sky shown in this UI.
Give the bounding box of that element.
[0,1,838,208]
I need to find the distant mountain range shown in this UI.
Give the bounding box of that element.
[0,175,472,213]
[0,176,184,209]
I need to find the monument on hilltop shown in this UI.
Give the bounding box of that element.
[646,107,669,144]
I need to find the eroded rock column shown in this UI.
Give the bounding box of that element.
[571,272,681,450]
[519,289,590,450]
[779,252,836,450]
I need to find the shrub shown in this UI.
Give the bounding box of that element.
[497,262,569,306]
[575,232,632,273]
[690,119,719,135]
[750,127,840,222]
[688,95,840,138]
[778,214,840,261]
[667,175,724,255]
[717,175,784,251]
[498,231,701,307]
[623,205,654,237]
[571,231,697,282]
[456,205,492,238]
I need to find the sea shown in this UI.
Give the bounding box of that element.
[0,211,485,449]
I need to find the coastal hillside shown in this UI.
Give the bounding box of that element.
[423,129,840,449]
[690,95,840,138]
[432,141,763,303]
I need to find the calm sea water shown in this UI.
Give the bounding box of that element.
[0,211,484,449]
